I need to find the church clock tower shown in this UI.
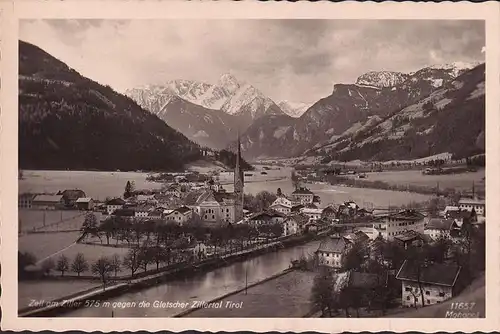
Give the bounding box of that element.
[233,134,244,222]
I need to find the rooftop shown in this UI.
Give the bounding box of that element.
[292,187,314,195]
[459,198,485,205]
[426,218,457,231]
[106,198,126,205]
[75,197,93,203]
[396,260,461,287]
[33,194,64,203]
[317,236,348,253]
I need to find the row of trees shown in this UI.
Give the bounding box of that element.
[81,211,283,249]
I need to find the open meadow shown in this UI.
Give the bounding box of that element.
[19,210,94,233]
[362,169,485,191]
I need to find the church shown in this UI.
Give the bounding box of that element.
[184,136,245,224]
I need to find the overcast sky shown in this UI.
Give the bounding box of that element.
[20,19,485,103]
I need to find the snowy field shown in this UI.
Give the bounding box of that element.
[362,169,485,191]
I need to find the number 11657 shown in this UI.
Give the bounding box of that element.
[450,302,475,310]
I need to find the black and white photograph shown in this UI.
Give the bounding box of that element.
[1,2,498,331]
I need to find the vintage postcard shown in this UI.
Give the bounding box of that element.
[1,0,499,332]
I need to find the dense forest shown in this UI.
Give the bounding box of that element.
[19,40,203,171]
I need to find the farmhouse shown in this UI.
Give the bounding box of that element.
[396,260,463,307]
[291,187,315,205]
[106,198,126,215]
[425,218,460,240]
[393,230,427,249]
[282,213,309,236]
[247,211,285,226]
[270,196,293,215]
[300,207,323,222]
[75,197,94,211]
[32,194,64,210]
[164,206,192,224]
[316,236,350,269]
[458,198,485,216]
[135,205,154,217]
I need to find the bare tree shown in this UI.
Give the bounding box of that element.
[55,254,69,276]
[123,247,141,277]
[91,256,113,291]
[71,252,89,277]
[110,253,122,277]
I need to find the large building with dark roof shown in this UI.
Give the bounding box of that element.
[396,260,463,307]
[315,236,350,269]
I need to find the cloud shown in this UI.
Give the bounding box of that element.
[19,19,485,103]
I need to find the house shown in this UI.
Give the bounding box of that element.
[270,196,293,215]
[19,193,36,209]
[135,205,154,217]
[164,206,193,224]
[247,211,286,226]
[291,187,315,204]
[136,194,158,205]
[321,205,337,220]
[338,201,359,217]
[282,213,309,236]
[441,206,460,217]
[105,198,126,215]
[394,230,427,249]
[300,207,323,222]
[112,208,136,217]
[163,184,182,198]
[396,260,463,307]
[75,197,94,211]
[373,209,425,240]
[344,230,370,246]
[315,236,350,269]
[32,194,65,210]
[59,189,86,207]
[148,208,164,220]
[458,198,485,216]
[425,218,460,240]
[446,209,477,227]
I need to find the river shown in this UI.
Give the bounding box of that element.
[63,240,321,317]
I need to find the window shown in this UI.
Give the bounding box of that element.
[425,291,430,295]
[405,287,412,292]
[427,300,431,305]
[407,296,411,301]
[438,292,445,297]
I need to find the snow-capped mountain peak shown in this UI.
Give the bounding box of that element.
[355,71,409,88]
[424,61,482,78]
[217,73,242,95]
[278,100,312,118]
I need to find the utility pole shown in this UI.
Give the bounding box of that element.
[245,266,248,295]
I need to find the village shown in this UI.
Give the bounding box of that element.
[18,151,486,317]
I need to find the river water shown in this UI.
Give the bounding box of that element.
[63,240,321,317]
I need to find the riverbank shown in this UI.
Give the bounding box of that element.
[19,231,326,317]
[178,269,316,318]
